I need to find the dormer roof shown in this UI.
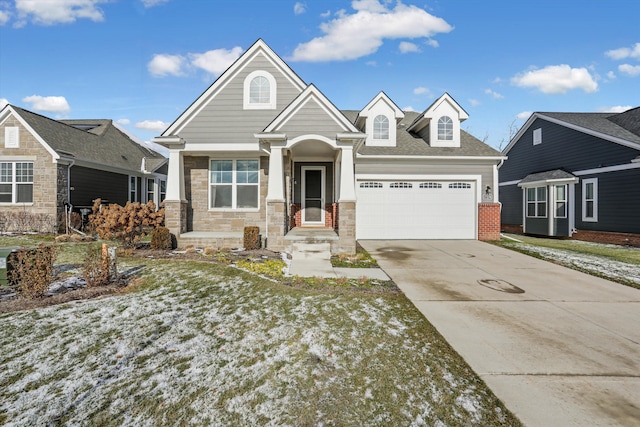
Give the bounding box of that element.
[407,92,468,133]
[356,91,404,127]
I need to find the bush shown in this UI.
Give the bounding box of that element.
[82,244,111,287]
[89,199,164,247]
[243,226,260,250]
[0,211,56,233]
[8,244,60,299]
[150,226,173,250]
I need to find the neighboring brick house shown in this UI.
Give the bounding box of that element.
[153,39,504,254]
[0,105,167,232]
[499,107,640,245]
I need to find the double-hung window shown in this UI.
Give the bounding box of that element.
[582,178,598,222]
[147,178,155,204]
[210,159,259,209]
[0,161,33,204]
[526,186,547,217]
[555,185,567,218]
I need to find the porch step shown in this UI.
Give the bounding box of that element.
[291,242,331,260]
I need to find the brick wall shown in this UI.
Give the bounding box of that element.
[289,203,337,229]
[572,230,640,247]
[478,203,501,241]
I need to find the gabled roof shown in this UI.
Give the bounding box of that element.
[345,110,502,157]
[263,84,360,134]
[407,92,469,133]
[518,169,578,187]
[356,91,404,127]
[162,39,307,137]
[504,107,640,154]
[1,105,166,173]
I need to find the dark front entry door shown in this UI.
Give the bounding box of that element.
[302,167,324,225]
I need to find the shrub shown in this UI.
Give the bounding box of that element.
[82,244,111,287]
[237,259,286,279]
[89,199,164,247]
[0,211,56,233]
[8,244,60,299]
[150,226,173,250]
[243,226,260,250]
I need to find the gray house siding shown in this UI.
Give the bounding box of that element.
[277,100,347,140]
[70,166,129,207]
[500,184,522,226]
[526,217,548,235]
[178,54,303,144]
[500,118,639,183]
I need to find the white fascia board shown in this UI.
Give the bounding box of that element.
[502,113,537,154]
[572,161,640,176]
[337,132,367,142]
[70,158,150,176]
[1,106,60,162]
[359,92,404,120]
[152,136,185,148]
[183,142,261,152]
[163,40,306,137]
[499,179,521,187]
[518,177,579,188]
[254,133,286,141]
[356,154,506,161]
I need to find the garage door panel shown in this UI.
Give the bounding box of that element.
[356,180,476,240]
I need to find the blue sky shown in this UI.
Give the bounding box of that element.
[1,0,639,153]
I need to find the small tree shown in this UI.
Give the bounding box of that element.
[89,199,164,247]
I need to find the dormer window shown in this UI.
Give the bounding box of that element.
[438,116,453,140]
[243,70,276,109]
[373,115,389,140]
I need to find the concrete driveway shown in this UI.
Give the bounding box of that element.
[360,240,640,427]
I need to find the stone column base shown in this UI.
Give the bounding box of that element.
[335,201,356,254]
[164,200,187,235]
[266,200,287,252]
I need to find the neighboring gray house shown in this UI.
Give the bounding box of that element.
[0,105,167,232]
[499,107,640,242]
[154,39,504,254]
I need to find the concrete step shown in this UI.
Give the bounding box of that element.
[291,242,331,260]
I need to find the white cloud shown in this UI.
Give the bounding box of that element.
[189,47,243,76]
[135,120,170,132]
[516,111,532,120]
[619,64,640,77]
[116,118,131,125]
[141,0,170,7]
[403,105,415,112]
[0,8,10,25]
[413,86,429,95]
[320,9,331,18]
[511,64,598,94]
[290,0,453,62]
[468,99,480,107]
[399,41,420,53]
[15,0,107,25]
[148,54,186,77]
[597,105,632,113]
[606,71,616,79]
[0,98,9,109]
[425,39,439,48]
[294,2,306,15]
[605,42,640,60]
[484,88,503,99]
[365,60,377,66]
[22,95,70,113]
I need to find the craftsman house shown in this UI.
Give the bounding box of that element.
[499,107,640,244]
[0,105,167,232]
[154,39,503,254]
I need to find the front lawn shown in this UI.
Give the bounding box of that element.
[0,236,519,426]
[494,234,640,289]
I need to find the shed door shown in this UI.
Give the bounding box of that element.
[356,180,476,239]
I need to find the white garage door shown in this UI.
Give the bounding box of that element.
[356,180,477,239]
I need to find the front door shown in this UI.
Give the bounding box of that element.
[302,166,325,225]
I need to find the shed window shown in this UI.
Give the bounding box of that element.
[438,116,453,140]
[526,186,547,218]
[373,115,389,140]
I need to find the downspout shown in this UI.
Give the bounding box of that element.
[66,159,75,234]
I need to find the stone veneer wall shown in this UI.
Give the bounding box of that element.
[0,115,57,232]
[183,155,268,233]
[266,200,287,251]
[335,201,356,254]
[478,203,501,241]
[164,200,187,235]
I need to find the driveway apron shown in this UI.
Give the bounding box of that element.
[360,240,640,427]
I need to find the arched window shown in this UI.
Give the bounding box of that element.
[250,76,270,104]
[373,115,389,139]
[243,70,276,109]
[438,116,453,140]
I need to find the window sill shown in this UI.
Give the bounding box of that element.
[0,203,34,206]
[208,208,260,213]
[582,218,598,223]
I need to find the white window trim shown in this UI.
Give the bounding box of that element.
[146,178,155,204]
[209,159,260,211]
[526,186,547,218]
[554,185,567,218]
[129,176,137,202]
[533,128,542,145]
[582,178,598,222]
[243,70,277,110]
[372,114,390,140]
[0,161,34,205]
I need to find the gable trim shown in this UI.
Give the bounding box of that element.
[504,113,640,154]
[0,105,60,162]
[162,39,306,136]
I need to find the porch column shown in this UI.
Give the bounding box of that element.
[164,146,187,235]
[266,146,285,201]
[338,146,356,202]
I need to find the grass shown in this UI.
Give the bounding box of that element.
[331,244,379,268]
[493,233,640,289]
[0,234,520,426]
